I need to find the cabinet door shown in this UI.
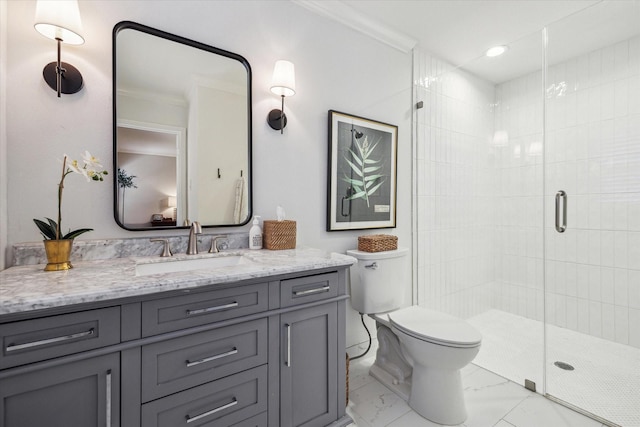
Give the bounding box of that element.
[0,353,120,427]
[280,303,337,427]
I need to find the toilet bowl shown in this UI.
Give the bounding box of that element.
[346,248,482,425]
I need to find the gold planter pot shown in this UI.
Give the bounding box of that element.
[43,239,73,271]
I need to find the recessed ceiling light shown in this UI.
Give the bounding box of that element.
[486,45,508,58]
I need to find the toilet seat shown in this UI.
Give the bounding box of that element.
[389,306,481,348]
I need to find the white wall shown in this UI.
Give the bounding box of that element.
[117,152,177,225]
[0,0,8,271]
[3,0,412,348]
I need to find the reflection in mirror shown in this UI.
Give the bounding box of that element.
[113,21,252,230]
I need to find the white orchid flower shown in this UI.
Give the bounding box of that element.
[82,150,103,170]
[37,151,108,241]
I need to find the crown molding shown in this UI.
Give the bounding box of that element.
[292,0,417,53]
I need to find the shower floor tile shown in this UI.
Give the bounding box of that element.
[468,309,640,427]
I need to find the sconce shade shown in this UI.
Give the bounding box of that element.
[34,0,84,45]
[270,60,296,97]
[34,0,84,97]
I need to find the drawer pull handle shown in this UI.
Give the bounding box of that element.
[293,286,330,297]
[186,398,238,423]
[6,328,95,352]
[186,347,238,367]
[186,301,239,316]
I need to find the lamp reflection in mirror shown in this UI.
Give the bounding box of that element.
[164,196,177,220]
[34,0,84,97]
[267,60,296,134]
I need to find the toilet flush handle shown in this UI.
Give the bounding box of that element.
[365,262,378,269]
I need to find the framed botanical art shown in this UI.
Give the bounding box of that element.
[327,110,398,231]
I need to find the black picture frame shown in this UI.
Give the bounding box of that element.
[327,110,398,231]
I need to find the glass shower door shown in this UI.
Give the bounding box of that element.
[544,1,640,425]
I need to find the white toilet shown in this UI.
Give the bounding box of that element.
[347,248,482,425]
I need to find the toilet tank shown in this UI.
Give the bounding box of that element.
[346,247,409,314]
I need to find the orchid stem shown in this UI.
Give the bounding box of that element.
[57,156,67,240]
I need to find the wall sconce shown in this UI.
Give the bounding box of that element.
[267,60,296,134]
[34,0,84,97]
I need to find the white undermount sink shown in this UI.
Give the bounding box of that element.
[135,255,249,276]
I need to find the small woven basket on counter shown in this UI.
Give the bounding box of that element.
[263,220,297,250]
[357,234,398,252]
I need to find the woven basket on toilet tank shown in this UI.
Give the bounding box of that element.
[357,234,398,252]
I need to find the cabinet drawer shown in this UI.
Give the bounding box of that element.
[141,365,267,427]
[141,318,268,402]
[280,272,338,308]
[230,412,267,426]
[141,283,268,337]
[0,307,120,369]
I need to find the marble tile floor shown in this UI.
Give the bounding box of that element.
[346,342,607,427]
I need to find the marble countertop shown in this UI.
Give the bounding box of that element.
[0,247,356,315]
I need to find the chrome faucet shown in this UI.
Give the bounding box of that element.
[209,235,228,253]
[150,238,173,257]
[187,221,202,255]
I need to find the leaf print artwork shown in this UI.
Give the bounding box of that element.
[342,135,385,208]
[327,110,397,231]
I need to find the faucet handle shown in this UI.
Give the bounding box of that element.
[150,239,173,257]
[209,235,228,253]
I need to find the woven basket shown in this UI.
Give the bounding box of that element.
[357,234,398,252]
[346,353,350,407]
[263,220,296,250]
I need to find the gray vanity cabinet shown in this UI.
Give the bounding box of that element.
[280,302,338,427]
[278,272,343,427]
[0,352,120,427]
[0,307,122,427]
[0,265,351,427]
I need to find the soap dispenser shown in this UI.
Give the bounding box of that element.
[249,216,262,249]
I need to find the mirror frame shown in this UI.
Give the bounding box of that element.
[112,21,252,231]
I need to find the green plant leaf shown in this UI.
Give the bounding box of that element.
[63,228,93,240]
[347,149,363,167]
[363,166,381,173]
[355,140,366,159]
[345,159,363,177]
[346,190,367,200]
[33,218,57,240]
[366,180,385,195]
[364,174,383,181]
[341,176,364,186]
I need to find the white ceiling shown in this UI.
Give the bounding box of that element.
[298,0,640,83]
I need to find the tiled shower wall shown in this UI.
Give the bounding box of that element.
[542,35,640,346]
[414,34,640,348]
[413,51,497,319]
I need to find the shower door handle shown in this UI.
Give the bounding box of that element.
[555,190,567,233]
